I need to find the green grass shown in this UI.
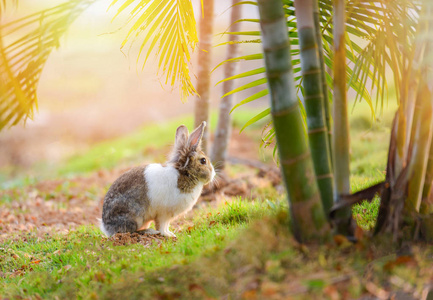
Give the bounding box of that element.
[352,196,381,230]
[3,101,428,299]
[348,100,394,230]
[0,198,274,298]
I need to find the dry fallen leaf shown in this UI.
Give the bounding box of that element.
[323,285,340,300]
[383,255,417,272]
[333,235,350,247]
[260,280,280,297]
[188,283,204,292]
[242,289,257,300]
[365,281,389,300]
[94,272,106,282]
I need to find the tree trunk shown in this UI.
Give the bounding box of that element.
[194,0,214,154]
[294,0,334,215]
[393,12,427,177]
[407,79,433,212]
[332,0,353,235]
[374,0,432,241]
[257,0,330,243]
[211,0,241,168]
[313,0,332,162]
[419,0,433,239]
[421,141,433,214]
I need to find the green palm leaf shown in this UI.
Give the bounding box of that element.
[240,107,270,132]
[0,0,95,130]
[1,0,200,131]
[109,0,198,102]
[217,0,421,146]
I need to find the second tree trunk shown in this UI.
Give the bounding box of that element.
[295,0,334,215]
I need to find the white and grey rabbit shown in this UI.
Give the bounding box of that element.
[100,121,215,237]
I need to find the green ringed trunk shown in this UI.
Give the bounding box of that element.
[313,0,332,162]
[257,0,329,242]
[295,0,334,215]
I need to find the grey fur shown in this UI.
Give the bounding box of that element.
[101,166,149,236]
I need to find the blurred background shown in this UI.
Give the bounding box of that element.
[0,0,267,185]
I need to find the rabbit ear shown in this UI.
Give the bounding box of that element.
[187,121,206,151]
[175,125,189,149]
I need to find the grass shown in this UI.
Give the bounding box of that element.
[349,101,394,230]
[4,208,430,299]
[2,101,431,299]
[352,196,380,231]
[0,198,274,298]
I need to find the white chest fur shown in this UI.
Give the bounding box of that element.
[144,164,203,219]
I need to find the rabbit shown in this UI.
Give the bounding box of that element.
[100,121,215,237]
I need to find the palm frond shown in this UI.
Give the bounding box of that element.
[0,0,17,15]
[216,0,421,147]
[109,0,198,102]
[0,0,94,130]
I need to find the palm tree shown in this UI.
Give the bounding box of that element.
[217,0,432,238]
[294,0,334,215]
[257,0,329,242]
[407,70,433,212]
[326,0,433,242]
[313,0,331,159]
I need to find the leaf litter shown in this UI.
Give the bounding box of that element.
[106,231,166,247]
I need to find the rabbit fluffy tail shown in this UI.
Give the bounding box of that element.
[98,217,137,237]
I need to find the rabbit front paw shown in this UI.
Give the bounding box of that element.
[160,230,176,238]
[138,228,160,235]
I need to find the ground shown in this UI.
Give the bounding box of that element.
[1,103,432,299]
[0,125,280,242]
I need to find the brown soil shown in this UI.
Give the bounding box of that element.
[105,232,166,247]
[0,133,281,244]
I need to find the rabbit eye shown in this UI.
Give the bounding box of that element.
[200,158,206,165]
